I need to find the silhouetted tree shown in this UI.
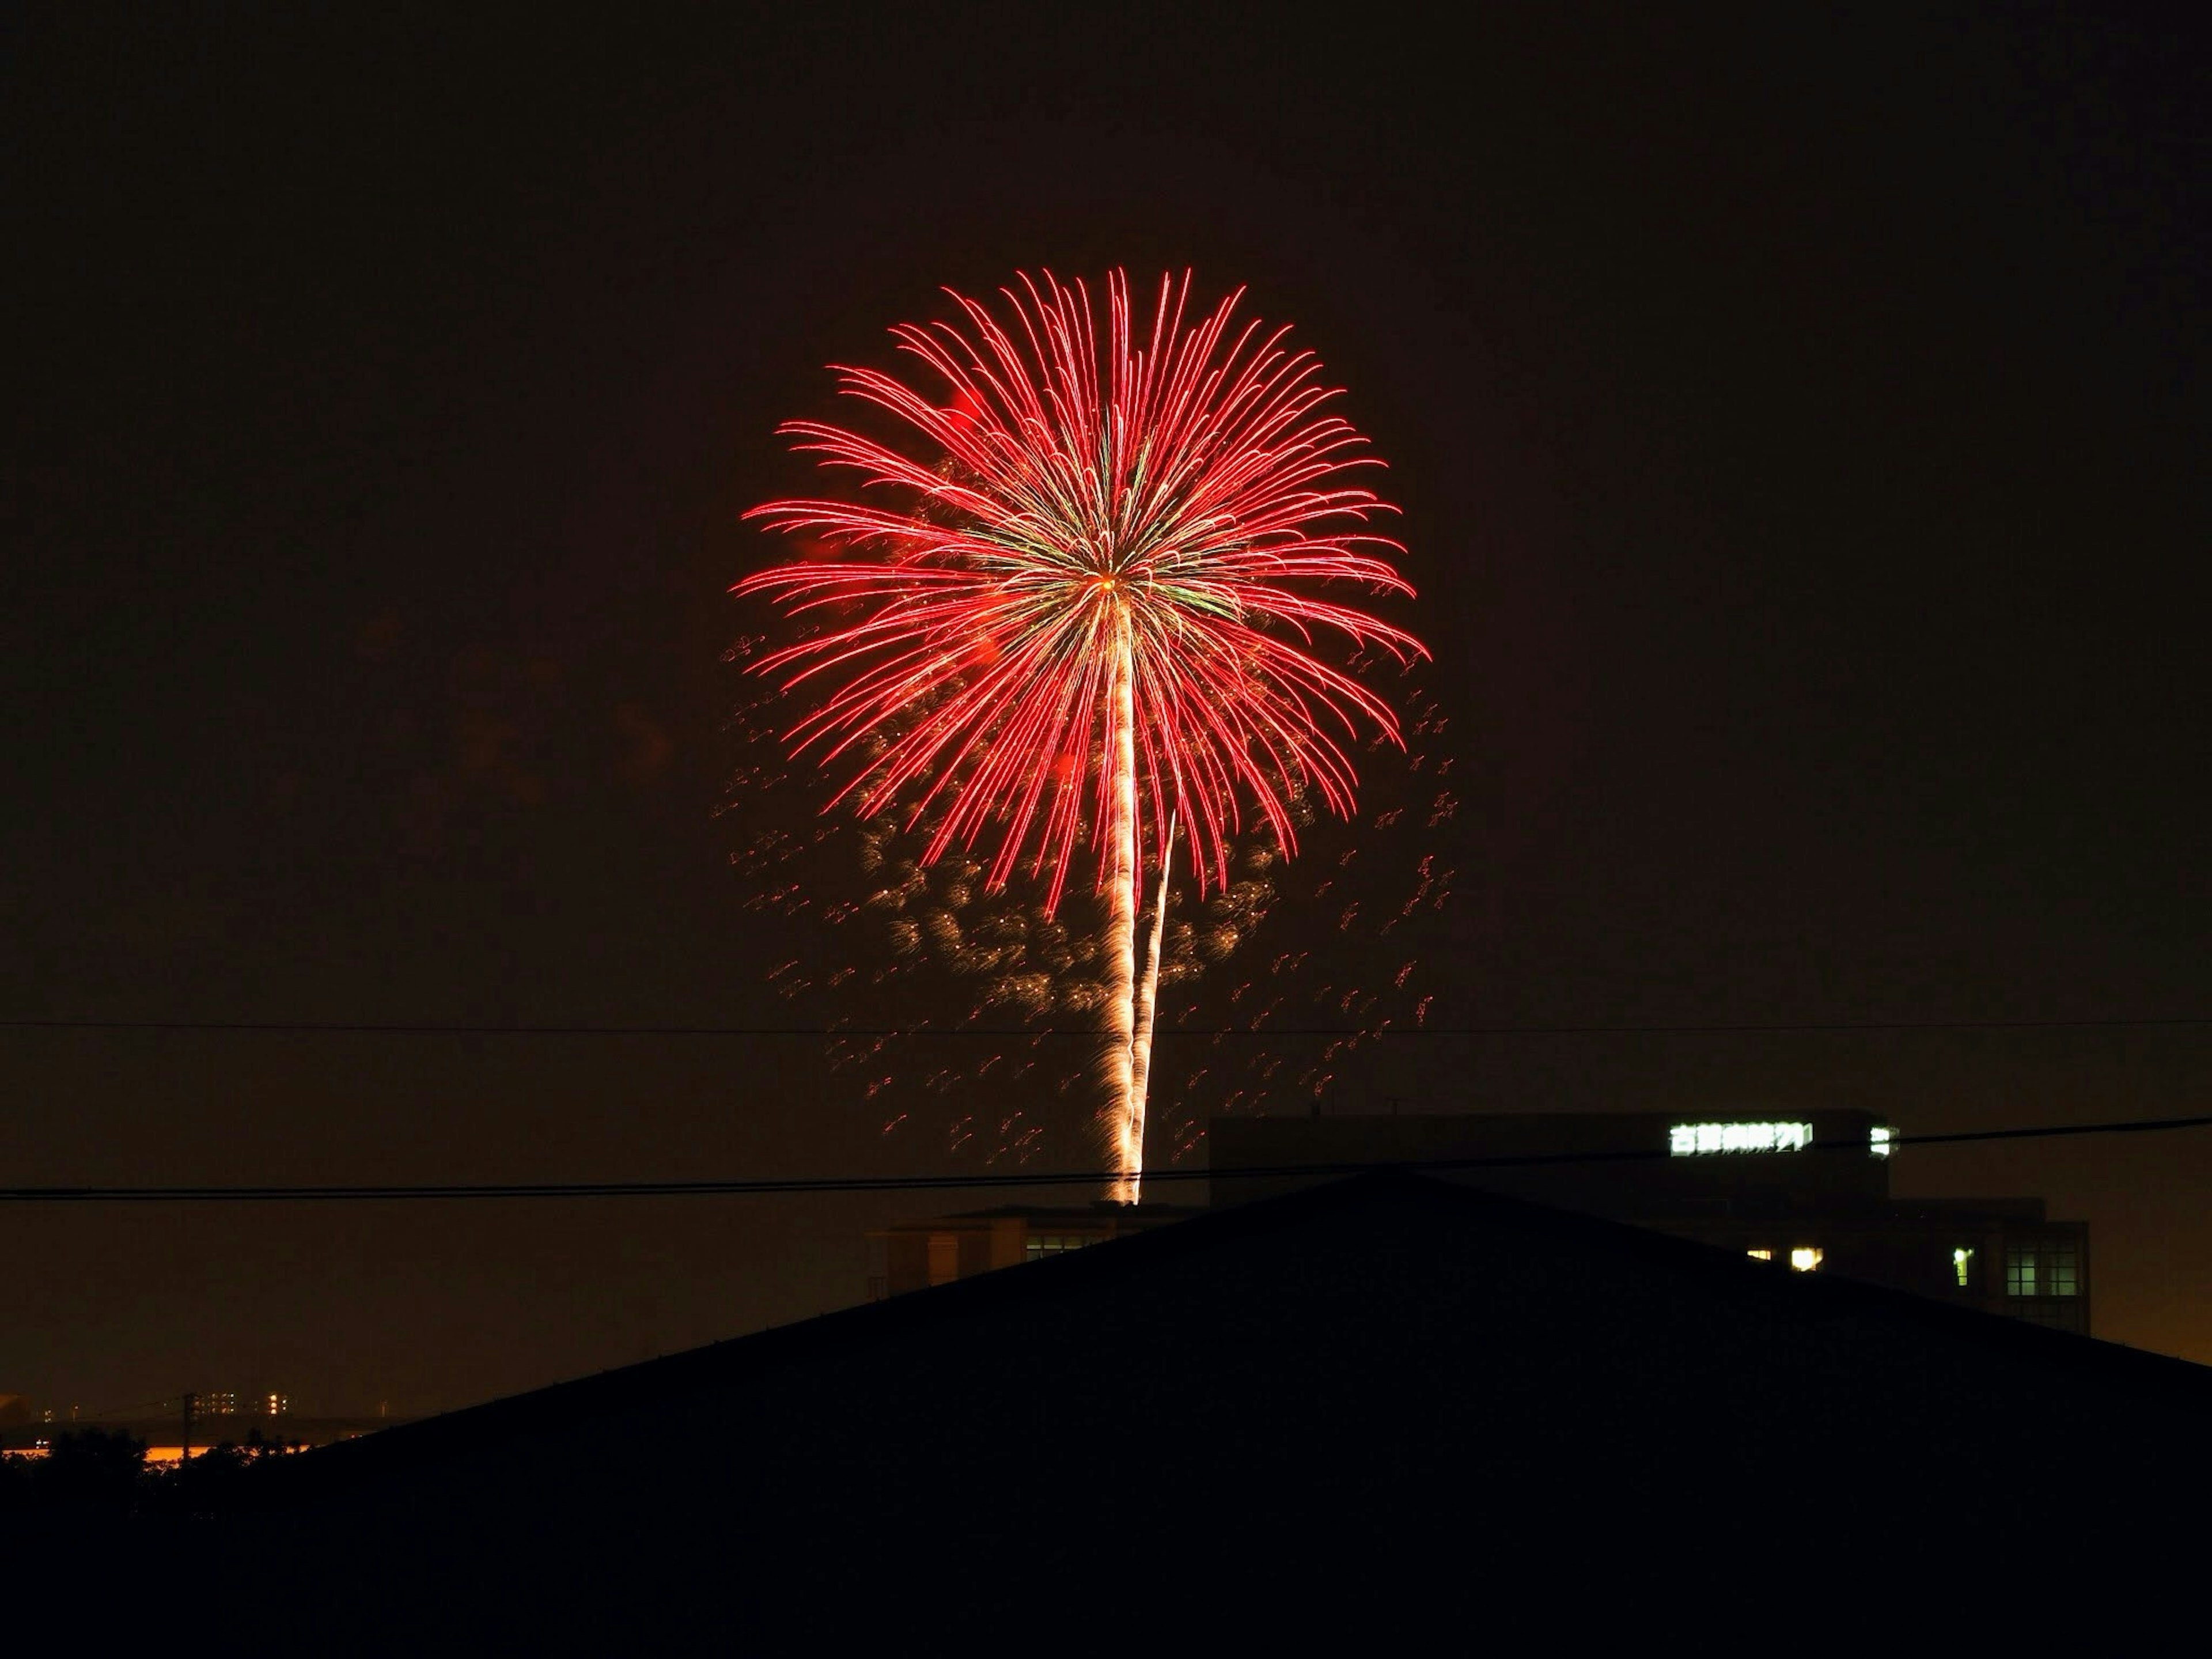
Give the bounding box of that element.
[0,1447,35,1514]
[35,1429,146,1517]
[143,1434,300,1518]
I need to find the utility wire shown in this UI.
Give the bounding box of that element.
[6,1016,2212,1038]
[58,1396,181,1421]
[4,1111,2209,1202]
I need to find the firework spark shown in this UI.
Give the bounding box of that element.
[738,270,1424,1199]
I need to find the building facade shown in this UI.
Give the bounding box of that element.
[1208,1110,2091,1334]
[867,1203,1200,1298]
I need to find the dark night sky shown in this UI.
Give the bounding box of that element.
[7,6,2210,1413]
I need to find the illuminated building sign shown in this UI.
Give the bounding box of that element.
[1668,1121,1813,1156]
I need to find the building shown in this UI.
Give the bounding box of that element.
[866,1200,1199,1297]
[1209,1108,2092,1331]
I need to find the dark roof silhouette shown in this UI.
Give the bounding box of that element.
[162,1174,2212,1640]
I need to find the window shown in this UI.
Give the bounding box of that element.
[1952,1247,1975,1288]
[2045,1242,2079,1297]
[1870,1125,1895,1159]
[2006,1238,2080,1298]
[1745,1248,1774,1262]
[927,1233,959,1286]
[1026,1233,1094,1261]
[1789,1247,1824,1272]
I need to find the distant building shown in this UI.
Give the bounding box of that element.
[1209,1108,2091,1332]
[866,1202,1200,1298]
[0,1392,400,1464]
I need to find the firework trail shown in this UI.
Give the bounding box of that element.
[738,270,1424,1200]
[722,666,1465,1175]
[1125,810,1175,1180]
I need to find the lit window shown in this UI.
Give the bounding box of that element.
[1025,1233,1094,1261]
[1746,1248,1774,1262]
[1669,1121,1814,1156]
[1953,1247,1975,1287]
[1789,1247,1824,1272]
[1870,1126,1895,1158]
[2046,1243,2079,1297]
[2004,1240,2080,1299]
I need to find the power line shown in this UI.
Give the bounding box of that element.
[5,1111,2209,1202]
[6,1016,2212,1039]
[65,1396,180,1421]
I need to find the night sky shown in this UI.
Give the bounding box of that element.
[7,7,2210,1416]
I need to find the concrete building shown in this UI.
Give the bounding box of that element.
[1209,1108,2091,1332]
[866,1201,1199,1297]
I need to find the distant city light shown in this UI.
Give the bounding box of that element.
[1747,1248,1774,1262]
[1870,1126,1895,1158]
[1790,1247,1824,1272]
[1668,1121,1813,1156]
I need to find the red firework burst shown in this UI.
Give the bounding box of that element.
[737,269,1424,912]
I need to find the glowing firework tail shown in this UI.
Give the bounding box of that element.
[1123,812,1175,1194]
[739,270,1424,1200]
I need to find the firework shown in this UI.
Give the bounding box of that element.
[726,664,1464,1177]
[738,270,1424,1199]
